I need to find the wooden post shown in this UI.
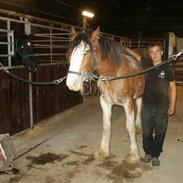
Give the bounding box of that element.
[24,18,34,129]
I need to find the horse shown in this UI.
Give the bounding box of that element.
[0,33,37,72]
[66,27,145,163]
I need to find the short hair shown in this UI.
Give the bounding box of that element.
[147,43,163,51]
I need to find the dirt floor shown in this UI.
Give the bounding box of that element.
[0,86,183,183]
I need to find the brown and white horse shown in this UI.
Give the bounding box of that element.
[66,27,145,163]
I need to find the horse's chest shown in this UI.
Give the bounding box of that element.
[98,81,126,105]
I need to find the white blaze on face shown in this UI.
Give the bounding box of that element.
[66,41,87,91]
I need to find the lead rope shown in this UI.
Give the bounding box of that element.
[0,62,67,85]
[1,50,183,85]
[96,50,183,81]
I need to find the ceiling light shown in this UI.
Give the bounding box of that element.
[82,10,94,18]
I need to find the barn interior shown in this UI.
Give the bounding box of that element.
[0,1,183,182]
[0,0,183,137]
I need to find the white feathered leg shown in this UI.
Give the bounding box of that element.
[135,97,142,134]
[124,99,140,163]
[94,96,112,160]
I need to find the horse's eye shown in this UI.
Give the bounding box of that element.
[84,50,90,55]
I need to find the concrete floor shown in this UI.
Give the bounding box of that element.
[1,86,183,183]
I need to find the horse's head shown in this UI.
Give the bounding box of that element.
[66,27,100,91]
[16,34,37,72]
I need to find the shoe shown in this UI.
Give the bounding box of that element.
[151,157,160,166]
[142,154,152,163]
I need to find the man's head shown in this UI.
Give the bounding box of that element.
[148,43,163,65]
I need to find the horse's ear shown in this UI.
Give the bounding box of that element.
[91,26,100,41]
[70,26,77,40]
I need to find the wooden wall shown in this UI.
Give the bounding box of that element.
[0,63,83,135]
[174,57,183,82]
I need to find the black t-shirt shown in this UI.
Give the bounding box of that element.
[141,57,175,112]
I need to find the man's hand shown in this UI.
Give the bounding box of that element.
[168,106,175,116]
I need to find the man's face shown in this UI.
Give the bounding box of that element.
[148,45,163,64]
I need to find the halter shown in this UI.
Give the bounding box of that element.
[68,41,100,81]
[15,38,34,63]
[92,44,99,69]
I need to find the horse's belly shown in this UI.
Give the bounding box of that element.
[98,81,125,105]
[98,79,144,105]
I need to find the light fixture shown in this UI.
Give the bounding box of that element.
[82,10,94,18]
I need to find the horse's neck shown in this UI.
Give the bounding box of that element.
[95,58,118,76]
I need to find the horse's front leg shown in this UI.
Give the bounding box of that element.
[135,97,142,134]
[94,96,112,160]
[124,99,140,163]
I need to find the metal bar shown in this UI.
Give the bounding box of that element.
[29,22,68,32]
[0,54,13,57]
[28,72,33,129]
[34,53,66,56]
[102,32,129,41]
[34,33,69,36]
[51,33,69,35]
[0,28,12,33]
[0,42,13,45]
[7,20,11,66]
[36,60,66,62]
[33,44,68,48]
[32,40,69,42]
[34,34,69,39]
[9,31,14,55]
[50,28,53,63]
[25,18,34,129]
[0,62,68,71]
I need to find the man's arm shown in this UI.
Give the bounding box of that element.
[125,47,142,61]
[168,81,176,115]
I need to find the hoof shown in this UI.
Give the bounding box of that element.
[125,152,140,164]
[135,125,142,135]
[93,149,109,161]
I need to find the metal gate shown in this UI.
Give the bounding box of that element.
[0,9,83,135]
[0,26,14,66]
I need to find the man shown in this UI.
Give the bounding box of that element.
[126,44,176,166]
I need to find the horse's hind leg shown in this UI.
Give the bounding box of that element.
[94,96,112,160]
[124,99,140,163]
[135,97,142,134]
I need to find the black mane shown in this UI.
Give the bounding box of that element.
[69,32,124,65]
[98,36,123,65]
